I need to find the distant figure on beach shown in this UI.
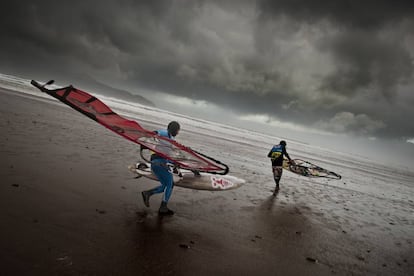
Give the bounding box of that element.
[267,140,293,195]
[141,121,181,216]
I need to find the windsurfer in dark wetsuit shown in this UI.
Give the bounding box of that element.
[267,140,293,195]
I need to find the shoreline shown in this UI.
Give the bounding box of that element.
[1,88,412,275]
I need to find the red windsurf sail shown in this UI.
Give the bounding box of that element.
[31,80,229,175]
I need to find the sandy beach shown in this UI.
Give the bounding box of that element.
[1,87,413,275]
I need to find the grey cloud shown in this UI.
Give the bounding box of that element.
[318,30,413,100]
[1,0,414,140]
[257,0,414,30]
[315,112,386,135]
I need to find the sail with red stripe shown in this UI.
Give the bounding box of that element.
[31,80,229,175]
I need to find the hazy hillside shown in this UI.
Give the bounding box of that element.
[0,72,156,108]
[72,75,155,107]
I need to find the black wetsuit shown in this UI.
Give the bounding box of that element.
[267,144,290,166]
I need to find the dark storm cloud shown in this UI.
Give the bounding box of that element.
[319,31,413,99]
[1,1,414,140]
[257,0,414,29]
[255,0,414,138]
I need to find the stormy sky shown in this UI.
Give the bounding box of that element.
[1,0,414,147]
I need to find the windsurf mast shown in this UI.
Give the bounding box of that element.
[31,79,229,175]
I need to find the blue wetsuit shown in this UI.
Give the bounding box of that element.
[148,129,174,203]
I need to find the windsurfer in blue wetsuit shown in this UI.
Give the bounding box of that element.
[267,140,293,195]
[141,121,180,216]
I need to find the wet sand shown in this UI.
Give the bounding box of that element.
[0,88,413,275]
